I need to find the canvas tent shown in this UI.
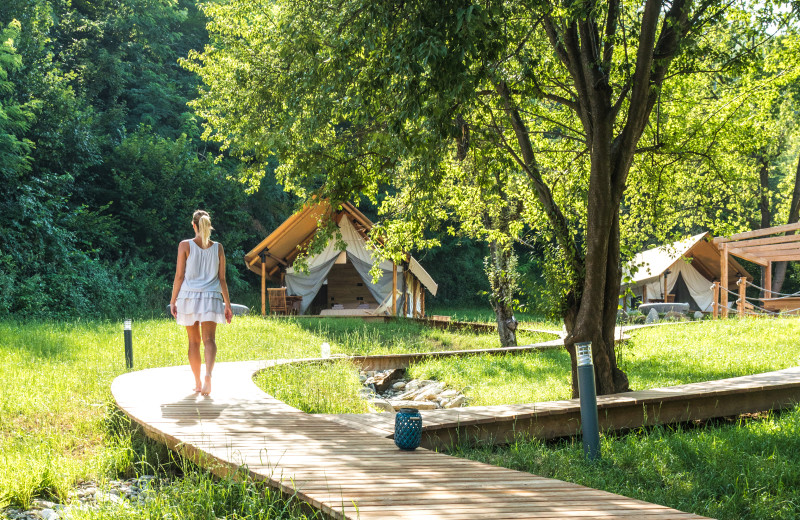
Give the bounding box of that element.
[622,232,752,312]
[244,202,438,316]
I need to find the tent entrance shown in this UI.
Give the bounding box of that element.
[323,261,379,311]
[669,272,700,310]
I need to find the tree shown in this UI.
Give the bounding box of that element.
[188,0,795,395]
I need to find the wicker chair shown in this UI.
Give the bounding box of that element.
[267,288,288,315]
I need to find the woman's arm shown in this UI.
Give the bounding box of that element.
[218,243,233,323]
[170,241,190,318]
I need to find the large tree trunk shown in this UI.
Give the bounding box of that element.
[487,240,518,348]
[564,128,630,397]
[772,153,800,293]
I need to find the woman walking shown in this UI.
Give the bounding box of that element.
[170,210,233,396]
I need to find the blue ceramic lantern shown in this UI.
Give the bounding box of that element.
[394,407,422,450]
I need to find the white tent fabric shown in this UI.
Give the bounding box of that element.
[636,258,715,312]
[624,232,708,285]
[285,217,407,314]
[285,258,337,314]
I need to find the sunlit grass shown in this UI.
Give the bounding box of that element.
[254,360,371,414]
[450,407,800,520]
[407,317,800,406]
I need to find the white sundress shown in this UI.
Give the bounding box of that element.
[175,240,226,326]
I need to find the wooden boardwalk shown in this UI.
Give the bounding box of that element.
[113,360,707,519]
[321,367,800,450]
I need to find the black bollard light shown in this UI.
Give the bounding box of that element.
[576,341,601,461]
[124,319,133,369]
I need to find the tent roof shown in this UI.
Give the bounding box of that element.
[624,232,752,288]
[244,201,438,295]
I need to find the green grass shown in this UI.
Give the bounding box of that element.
[3,315,800,519]
[449,409,800,520]
[407,318,800,405]
[254,360,371,414]
[0,315,552,512]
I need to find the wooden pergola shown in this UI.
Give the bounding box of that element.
[713,222,800,317]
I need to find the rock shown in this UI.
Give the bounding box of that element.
[371,368,405,392]
[664,311,686,321]
[391,381,406,391]
[694,311,704,320]
[368,398,395,412]
[645,308,659,324]
[439,389,459,399]
[40,509,60,520]
[444,395,466,408]
[32,500,56,510]
[358,374,367,383]
[389,400,437,410]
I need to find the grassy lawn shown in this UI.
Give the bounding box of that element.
[450,409,800,520]
[406,318,800,405]
[2,315,799,520]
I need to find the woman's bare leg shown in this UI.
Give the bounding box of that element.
[186,323,202,392]
[200,321,218,396]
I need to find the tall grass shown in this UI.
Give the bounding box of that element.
[450,408,800,520]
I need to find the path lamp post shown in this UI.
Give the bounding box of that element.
[123,319,133,369]
[576,341,601,461]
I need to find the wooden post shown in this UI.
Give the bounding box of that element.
[261,253,266,317]
[411,278,417,318]
[764,262,772,299]
[403,273,408,317]
[738,276,746,318]
[663,273,669,302]
[642,285,648,304]
[421,286,425,318]
[392,262,397,316]
[712,281,720,319]
[721,244,729,318]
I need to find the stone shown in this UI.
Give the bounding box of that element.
[391,381,406,391]
[371,368,405,392]
[439,389,459,399]
[664,311,686,321]
[389,400,436,410]
[32,500,56,510]
[694,311,704,320]
[444,395,466,408]
[645,308,659,324]
[368,398,395,412]
[40,509,60,520]
[638,302,689,315]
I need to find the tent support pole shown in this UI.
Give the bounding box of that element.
[261,253,267,317]
[764,262,772,299]
[738,276,747,318]
[721,245,729,318]
[392,262,397,315]
[712,281,720,319]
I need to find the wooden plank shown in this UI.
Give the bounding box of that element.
[718,221,800,242]
[725,246,769,267]
[111,358,719,520]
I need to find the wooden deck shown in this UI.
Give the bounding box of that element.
[321,367,800,450]
[112,360,707,519]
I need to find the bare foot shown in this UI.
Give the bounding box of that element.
[193,384,202,393]
[201,375,212,396]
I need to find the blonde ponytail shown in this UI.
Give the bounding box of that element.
[192,210,214,248]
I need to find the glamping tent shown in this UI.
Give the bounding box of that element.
[622,232,751,312]
[243,202,438,316]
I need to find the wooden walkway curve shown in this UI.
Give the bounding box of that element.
[112,360,707,519]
